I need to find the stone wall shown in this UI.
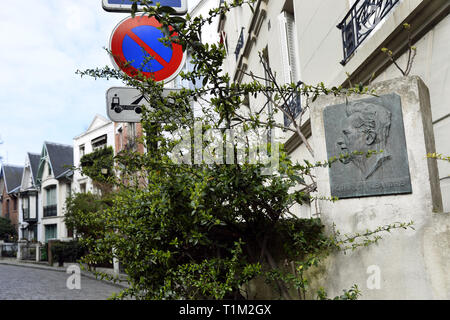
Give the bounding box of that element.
[309,76,449,299]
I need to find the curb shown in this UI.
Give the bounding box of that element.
[0,259,129,289]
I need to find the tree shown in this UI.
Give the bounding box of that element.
[0,217,16,242]
[79,146,115,195]
[65,146,115,260]
[76,0,413,300]
[64,192,111,241]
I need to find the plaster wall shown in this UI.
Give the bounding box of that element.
[309,76,448,299]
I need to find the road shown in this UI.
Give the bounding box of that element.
[0,264,123,300]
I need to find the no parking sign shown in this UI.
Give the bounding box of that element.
[109,15,186,82]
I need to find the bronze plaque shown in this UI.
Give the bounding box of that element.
[323,93,412,199]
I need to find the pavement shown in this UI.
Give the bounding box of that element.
[0,258,130,300]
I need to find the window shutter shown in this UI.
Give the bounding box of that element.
[285,13,298,82]
[278,12,298,83]
[278,12,291,84]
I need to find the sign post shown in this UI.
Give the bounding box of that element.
[102,0,188,15]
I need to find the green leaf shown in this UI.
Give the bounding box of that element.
[131,2,138,17]
[159,6,177,14]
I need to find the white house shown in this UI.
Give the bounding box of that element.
[73,114,115,195]
[36,141,73,242]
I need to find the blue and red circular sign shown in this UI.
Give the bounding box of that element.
[109,15,185,82]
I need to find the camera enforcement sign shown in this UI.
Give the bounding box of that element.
[109,15,186,82]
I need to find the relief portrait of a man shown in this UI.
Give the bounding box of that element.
[323,93,412,198]
[336,101,392,180]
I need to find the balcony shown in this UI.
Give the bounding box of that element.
[284,93,302,127]
[337,0,400,65]
[43,205,57,217]
[234,27,245,61]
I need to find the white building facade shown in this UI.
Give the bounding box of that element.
[73,114,115,195]
[36,142,74,242]
[218,0,450,212]
[217,0,450,299]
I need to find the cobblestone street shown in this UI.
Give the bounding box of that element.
[0,264,123,300]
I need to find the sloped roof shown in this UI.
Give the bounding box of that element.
[45,142,74,179]
[28,152,41,185]
[1,164,24,194]
[74,114,112,140]
[86,114,111,133]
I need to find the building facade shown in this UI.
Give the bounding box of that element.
[17,153,41,242]
[217,0,449,298]
[36,142,74,242]
[0,164,23,232]
[73,114,115,195]
[218,0,449,213]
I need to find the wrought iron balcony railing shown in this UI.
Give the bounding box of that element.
[234,27,245,61]
[284,93,302,127]
[337,0,400,65]
[43,205,57,217]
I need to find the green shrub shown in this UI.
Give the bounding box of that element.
[41,244,48,261]
[0,217,17,241]
[51,241,85,265]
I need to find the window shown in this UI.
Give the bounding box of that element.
[46,186,56,206]
[66,183,71,198]
[220,31,229,56]
[278,10,298,84]
[44,224,57,242]
[79,145,85,157]
[91,134,107,151]
[13,198,17,211]
[80,183,86,194]
[44,186,57,217]
[48,163,52,176]
[278,2,302,126]
[6,199,10,219]
[22,197,29,220]
[234,27,245,61]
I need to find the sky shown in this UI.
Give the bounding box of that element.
[0,0,201,166]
